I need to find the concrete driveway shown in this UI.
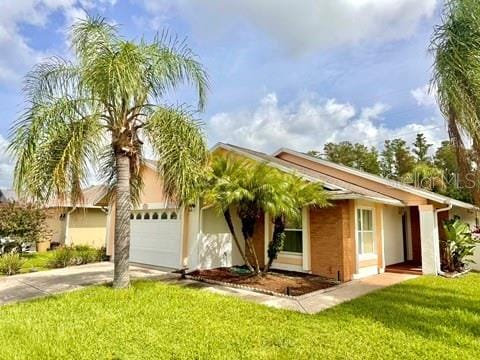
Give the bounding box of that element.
[0,262,169,306]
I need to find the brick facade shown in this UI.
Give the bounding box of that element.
[310,200,354,281]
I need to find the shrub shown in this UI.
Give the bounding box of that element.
[0,203,50,244]
[0,253,25,275]
[72,245,102,265]
[442,217,480,272]
[48,247,75,268]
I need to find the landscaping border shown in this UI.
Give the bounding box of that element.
[185,273,340,300]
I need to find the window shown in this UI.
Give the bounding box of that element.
[135,213,142,220]
[144,213,150,220]
[161,212,168,220]
[357,208,375,255]
[283,217,303,253]
[152,212,159,220]
[170,212,177,220]
[130,213,134,220]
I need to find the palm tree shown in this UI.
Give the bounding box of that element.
[401,163,446,193]
[204,156,291,273]
[203,155,254,271]
[264,174,329,273]
[8,16,209,288]
[431,0,480,203]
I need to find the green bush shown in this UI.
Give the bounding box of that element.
[47,246,102,268]
[0,253,25,275]
[72,245,102,265]
[442,216,480,272]
[48,247,75,268]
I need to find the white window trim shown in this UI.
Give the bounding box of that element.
[355,206,377,261]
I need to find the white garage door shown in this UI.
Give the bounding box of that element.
[130,209,182,269]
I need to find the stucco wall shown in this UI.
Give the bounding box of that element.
[383,205,404,266]
[67,208,107,248]
[45,209,65,244]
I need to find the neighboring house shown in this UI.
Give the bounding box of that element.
[103,143,480,281]
[0,189,18,203]
[46,185,109,249]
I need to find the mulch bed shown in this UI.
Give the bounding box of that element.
[188,267,337,296]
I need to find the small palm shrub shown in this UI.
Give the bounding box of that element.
[0,253,25,275]
[48,247,75,268]
[442,217,480,272]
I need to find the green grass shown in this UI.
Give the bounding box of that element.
[1,274,479,359]
[19,252,56,273]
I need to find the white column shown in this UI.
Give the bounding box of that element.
[302,206,311,272]
[419,204,439,275]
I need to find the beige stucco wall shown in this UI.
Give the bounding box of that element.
[383,205,404,266]
[67,208,107,248]
[45,209,65,244]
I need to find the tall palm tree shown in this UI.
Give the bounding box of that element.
[431,0,480,203]
[8,16,209,288]
[264,174,329,273]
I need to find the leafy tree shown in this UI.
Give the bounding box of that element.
[0,203,50,246]
[402,163,446,193]
[431,0,480,203]
[264,174,328,273]
[412,133,432,163]
[8,17,209,288]
[319,142,381,175]
[380,139,415,180]
[434,141,474,202]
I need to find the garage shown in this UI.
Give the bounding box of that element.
[129,209,182,269]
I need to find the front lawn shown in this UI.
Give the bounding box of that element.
[1,274,479,359]
[19,252,56,273]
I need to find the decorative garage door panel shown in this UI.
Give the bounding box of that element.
[130,210,182,269]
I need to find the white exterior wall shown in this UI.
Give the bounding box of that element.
[419,205,439,275]
[187,205,243,270]
[383,206,404,266]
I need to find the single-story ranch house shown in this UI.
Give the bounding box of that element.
[100,143,480,281]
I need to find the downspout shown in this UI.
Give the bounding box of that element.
[434,202,452,276]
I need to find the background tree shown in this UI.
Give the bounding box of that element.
[320,141,381,175]
[431,0,480,204]
[380,139,415,180]
[402,163,446,193]
[412,133,432,163]
[8,17,209,288]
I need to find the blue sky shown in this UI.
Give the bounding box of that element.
[0,0,445,187]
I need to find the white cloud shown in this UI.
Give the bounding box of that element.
[0,135,14,189]
[207,92,447,153]
[411,84,436,107]
[140,0,437,53]
[0,1,116,85]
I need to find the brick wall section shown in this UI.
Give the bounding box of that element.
[310,200,354,281]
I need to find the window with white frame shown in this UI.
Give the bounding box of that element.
[283,216,303,253]
[357,208,375,255]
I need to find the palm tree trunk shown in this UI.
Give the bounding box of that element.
[240,215,260,273]
[113,153,132,288]
[223,209,253,272]
[264,216,285,273]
